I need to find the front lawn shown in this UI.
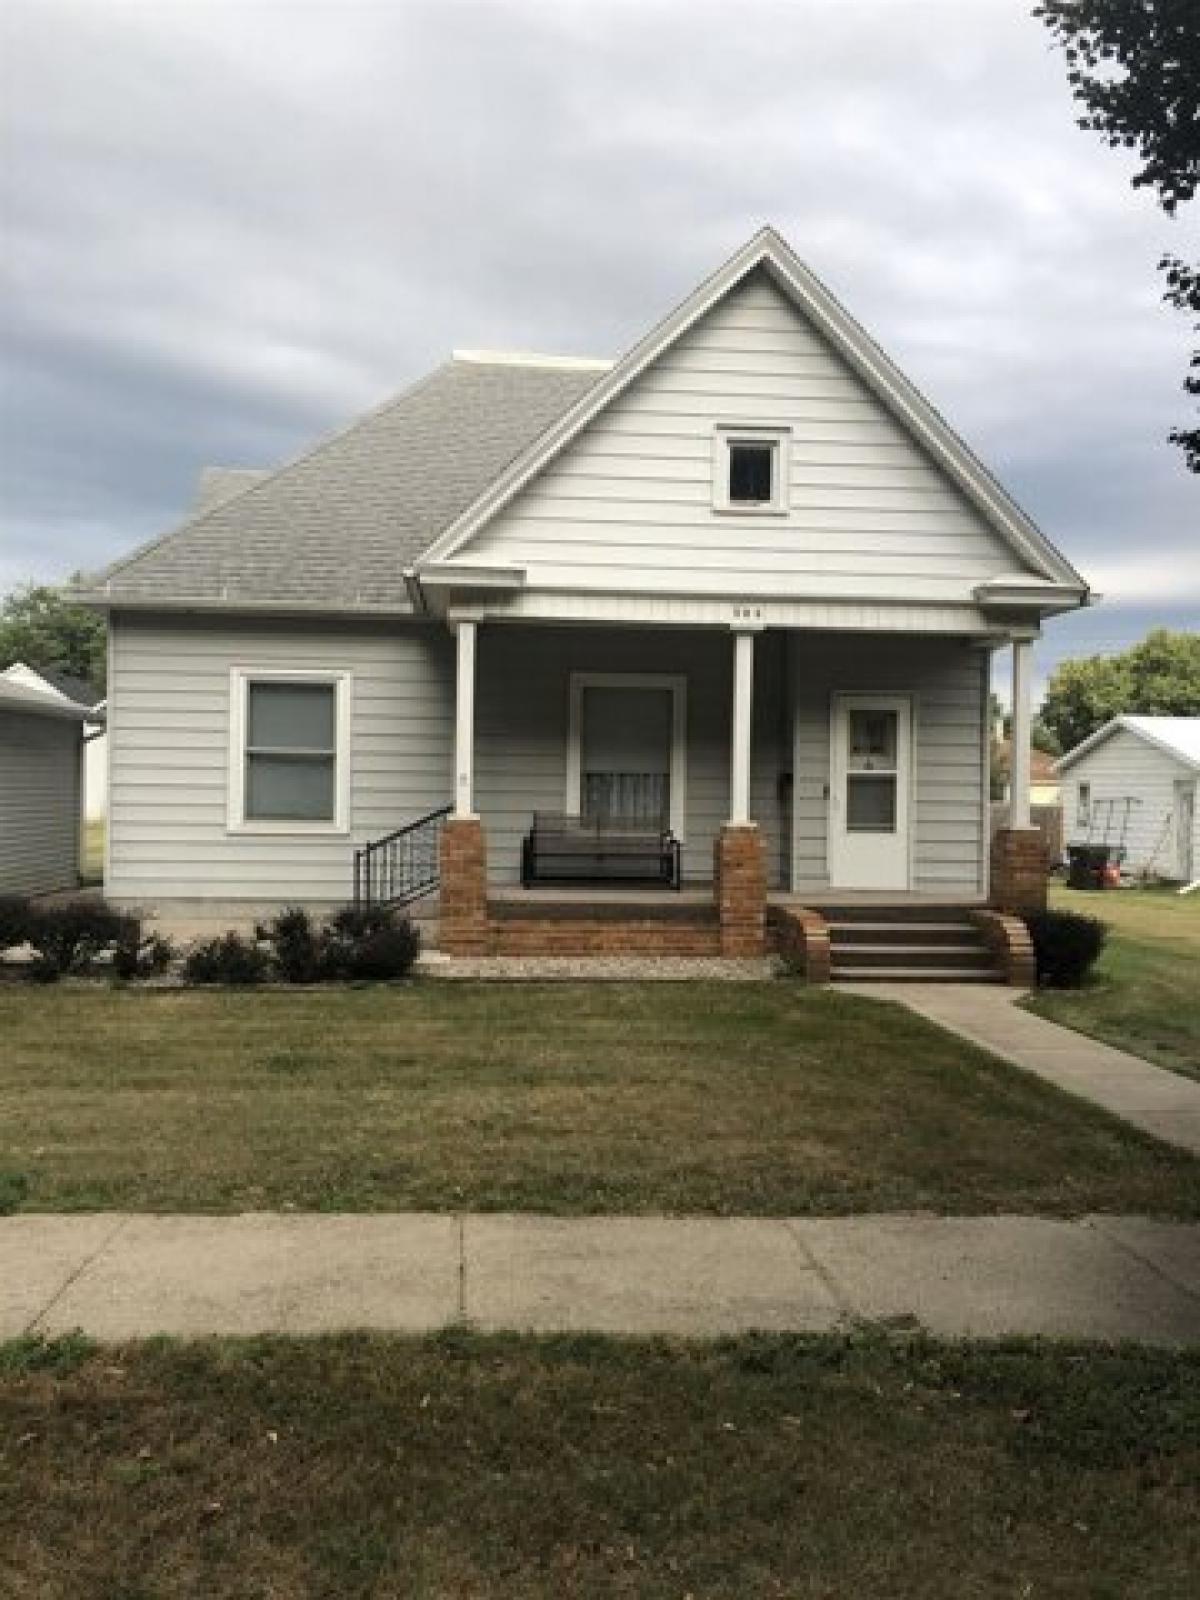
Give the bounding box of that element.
[1027,886,1200,1081]
[2,1329,1197,1598]
[1,982,1196,1216]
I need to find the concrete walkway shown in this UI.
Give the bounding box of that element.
[850,984,1200,1156]
[3,1211,1198,1346]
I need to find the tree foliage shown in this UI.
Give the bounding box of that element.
[0,581,106,688]
[1041,627,1200,751]
[1035,0,1200,468]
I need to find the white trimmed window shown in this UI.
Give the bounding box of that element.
[228,669,351,832]
[1077,781,1091,829]
[713,425,790,513]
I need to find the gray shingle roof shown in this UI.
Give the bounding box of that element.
[194,467,269,513]
[95,359,602,611]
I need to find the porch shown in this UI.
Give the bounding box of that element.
[371,615,1043,977]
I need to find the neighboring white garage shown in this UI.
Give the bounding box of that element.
[0,678,91,895]
[1056,715,1200,884]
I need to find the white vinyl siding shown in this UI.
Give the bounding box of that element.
[0,709,81,895]
[1060,728,1197,880]
[790,636,987,896]
[107,615,454,904]
[463,269,1020,599]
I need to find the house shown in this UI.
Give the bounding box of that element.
[997,742,1060,808]
[1056,716,1199,883]
[0,677,92,895]
[77,227,1090,966]
[1,663,107,822]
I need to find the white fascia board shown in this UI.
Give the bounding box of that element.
[974,577,1089,616]
[416,225,1089,595]
[417,563,527,590]
[70,593,423,621]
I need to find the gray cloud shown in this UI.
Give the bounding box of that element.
[1,0,1196,679]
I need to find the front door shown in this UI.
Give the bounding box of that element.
[828,695,912,890]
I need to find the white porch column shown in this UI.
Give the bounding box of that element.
[1009,636,1033,830]
[729,628,756,825]
[453,619,477,818]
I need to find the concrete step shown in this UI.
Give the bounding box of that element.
[830,921,978,946]
[814,904,984,924]
[832,943,995,970]
[833,965,1006,983]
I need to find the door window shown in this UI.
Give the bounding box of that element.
[845,708,898,834]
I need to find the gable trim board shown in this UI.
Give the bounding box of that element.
[418,227,1087,605]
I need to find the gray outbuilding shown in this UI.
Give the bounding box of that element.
[0,678,92,895]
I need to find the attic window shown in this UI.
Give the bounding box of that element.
[729,443,774,503]
[714,426,790,513]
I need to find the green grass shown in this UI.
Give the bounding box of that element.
[1026,886,1200,1080]
[1,982,1197,1217]
[1,1328,1197,1598]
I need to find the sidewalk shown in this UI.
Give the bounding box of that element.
[3,1210,1198,1345]
[850,984,1200,1156]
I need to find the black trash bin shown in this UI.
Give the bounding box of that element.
[1066,844,1114,890]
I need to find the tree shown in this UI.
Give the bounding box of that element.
[1035,0,1200,468]
[1040,627,1200,751]
[0,580,106,688]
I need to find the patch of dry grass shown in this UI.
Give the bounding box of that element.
[1,982,1196,1216]
[1,1329,1197,1599]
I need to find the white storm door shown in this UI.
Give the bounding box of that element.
[828,695,912,891]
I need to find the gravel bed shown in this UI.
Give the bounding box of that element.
[418,953,781,981]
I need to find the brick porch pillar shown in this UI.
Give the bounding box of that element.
[990,828,1047,917]
[440,816,490,954]
[715,824,766,957]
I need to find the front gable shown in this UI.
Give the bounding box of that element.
[423,230,1086,611]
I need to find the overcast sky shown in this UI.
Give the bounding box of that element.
[1,0,1196,690]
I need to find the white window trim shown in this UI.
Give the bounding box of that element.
[227,667,352,835]
[565,671,688,840]
[712,424,791,515]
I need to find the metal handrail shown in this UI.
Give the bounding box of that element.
[353,805,452,908]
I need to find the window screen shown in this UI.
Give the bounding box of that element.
[728,442,775,504]
[244,681,337,821]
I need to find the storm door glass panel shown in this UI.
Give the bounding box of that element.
[245,681,337,821]
[581,686,671,827]
[845,708,898,833]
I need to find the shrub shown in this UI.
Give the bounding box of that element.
[183,931,271,986]
[0,895,32,952]
[258,906,332,984]
[326,905,420,981]
[111,922,177,981]
[23,900,134,982]
[1025,909,1108,989]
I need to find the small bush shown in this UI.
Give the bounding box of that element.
[1026,908,1108,989]
[111,922,178,981]
[259,906,332,984]
[183,931,271,986]
[326,905,420,981]
[0,895,32,951]
[23,900,135,982]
